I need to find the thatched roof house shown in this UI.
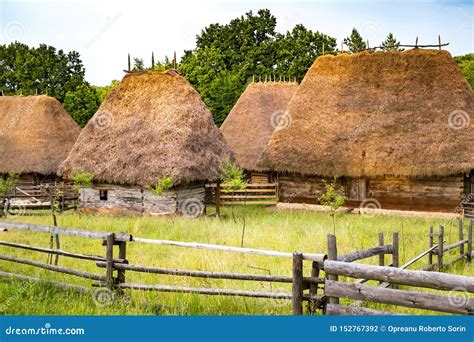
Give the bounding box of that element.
[59,70,233,216]
[0,95,81,183]
[220,81,298,183]
[258,50,474,212]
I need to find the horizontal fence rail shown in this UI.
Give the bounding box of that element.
[132,237,326,262]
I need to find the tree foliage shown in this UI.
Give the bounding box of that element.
[380,33,404,51]
[343,28,367,53]
[454,53,474,89]
[0,42,86,102]
[150,176,174,196]
[64,83,100,127]
[179,9,337,125]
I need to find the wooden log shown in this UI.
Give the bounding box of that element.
[428,226,434,267]
[468,220,472,262]
[325,280,473,315]
[325,304,404,316]
[337,245,392,263]
[106,282,294,299]
[443,239,468,253]
[308,260,321,315]
[323,260,474,292]
[0,221,131,242]
[438,226,444,271]
[0,270,90,293]
[96,261,324,284]
[400,244,438,269]
[392,232,399,268]
[131,237,326,262]
[215,181,221,216]
[105,234,115,290]
[0,240,124,262]
[117,241,127,284]
[378,233,384,267]
[0,253,104,281]
[327,234,339,304]
[459,217,465,256]
[292,252,304,315]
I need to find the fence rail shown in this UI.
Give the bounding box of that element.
[205,183,278,211]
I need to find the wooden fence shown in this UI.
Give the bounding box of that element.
[0,220,472,315]
[206,183,277,211]
[424,218,472,271]
[323,261,474,315]
[4,183,79,212]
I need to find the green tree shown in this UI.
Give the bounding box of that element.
[0,42,86,101]
[133,58,145,71]
[64,84,100,127]
[180,9,337,125]
[381,33,404,51]
[454,53,474,89]
[343,28,367,53]
[94,80,120,103]
[318,177,346,234]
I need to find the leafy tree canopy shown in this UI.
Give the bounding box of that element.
[0,41,86,102]
[381,33,404,51]
[454,53,474,89]
[343,28,367,53]
[179,9,337,125]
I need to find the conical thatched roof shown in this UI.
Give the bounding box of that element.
[0,95,81,175]
[220,82,298,171]
[59,70,233,186]
[258,50,474,177]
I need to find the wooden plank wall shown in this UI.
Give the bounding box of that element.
[278,173,465,212]
[81,183,206,216]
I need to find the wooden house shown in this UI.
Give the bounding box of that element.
[0,95,81,185]
[59,70,233,216]
[258,50,474,213]
[220,81,298,183]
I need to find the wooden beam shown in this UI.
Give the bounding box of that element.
[327,234,339,305]
[337,245,392,263]
[323,260,474,292]
[292,252,304,315]
[0,271,90,293]
[0,253,104,281]
[325,280,473,315]
[131,237,326,262]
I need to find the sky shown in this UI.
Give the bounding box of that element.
[1,0,472,86]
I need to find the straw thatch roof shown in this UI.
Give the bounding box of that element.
[258,50,474,178]
[59,70,233,186]
[0,95,81,175]
[220,82,298,171]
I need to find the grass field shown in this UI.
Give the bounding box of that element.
[0,206,472,315]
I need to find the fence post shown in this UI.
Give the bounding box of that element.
[458,217,464,257]
[292,251,303,315]
[105,234,115,290]
[438,226,444,271]
[428,226,434,269]
[392,232,399,268]
[215,182,221,217]
[327,234,339,304]
[308,258,320,315]
[378,232,385,285]
[117,241,127,285]
[467,220,472,262]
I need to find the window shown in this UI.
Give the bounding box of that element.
[99,190,108,201]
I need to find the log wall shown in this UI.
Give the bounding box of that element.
[278,173,465,212]
[80,183,205,216]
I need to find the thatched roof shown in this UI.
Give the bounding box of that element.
[0,95,81,175]
[59,70,233,186]
[220,82,298,171]
[258,50,474,178]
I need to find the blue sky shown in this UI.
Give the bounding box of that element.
[1,0,472,85]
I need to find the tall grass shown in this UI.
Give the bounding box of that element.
[0,206,471,315]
